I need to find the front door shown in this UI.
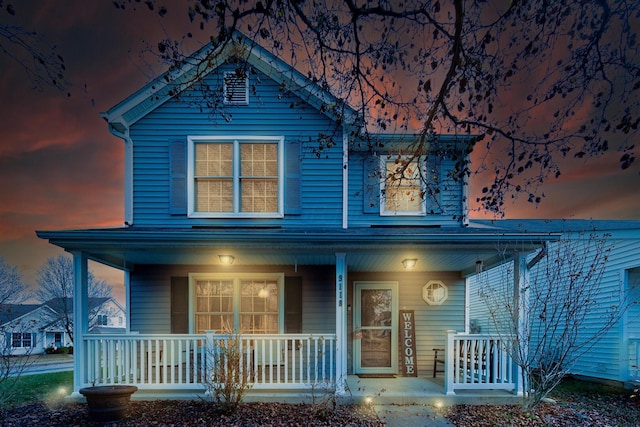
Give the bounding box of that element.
[354,281,398,374]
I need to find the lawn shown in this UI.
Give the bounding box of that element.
[0,370,73,408]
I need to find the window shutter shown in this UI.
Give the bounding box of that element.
[171,277,189,334]
[284,276,302,333]
[426,155,443,214]
[169,140,187,215]
[285,141,301,215]
[363,154,381,213]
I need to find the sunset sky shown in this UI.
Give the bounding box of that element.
[1,1,639,303]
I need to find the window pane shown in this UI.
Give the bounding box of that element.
[361,289,392,327]
[195,280,234,334]
[241,144,278,177]
[361,330,392,367]
[240,179,278,212]
[195,143,232,176]
[384,160,423,212]
[239,279,279,333]
[195,179,233,212]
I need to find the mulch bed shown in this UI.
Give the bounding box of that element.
[0,400,385,426]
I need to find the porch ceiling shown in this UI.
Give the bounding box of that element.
[37,225,559,276]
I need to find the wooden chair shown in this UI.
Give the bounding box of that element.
[432,348,445,377]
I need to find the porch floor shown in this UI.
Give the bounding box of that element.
[127,375,522,406]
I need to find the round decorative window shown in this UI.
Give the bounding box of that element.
[422,280,448,305]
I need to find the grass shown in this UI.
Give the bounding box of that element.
[0,371,73,408]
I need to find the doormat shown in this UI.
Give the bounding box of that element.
[356,374,396,378]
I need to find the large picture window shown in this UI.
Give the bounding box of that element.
[380,156,426,216]
[188,136,284,218]
[191,274,283,334]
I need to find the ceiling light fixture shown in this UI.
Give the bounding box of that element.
[402,258,417,270]
[218,255,235,265]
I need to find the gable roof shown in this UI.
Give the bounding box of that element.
[101,31,359,134]
[0,303,59,328]
[0,304,41,324]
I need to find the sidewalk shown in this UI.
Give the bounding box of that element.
[9,353,73,376]
[374,404,455,427]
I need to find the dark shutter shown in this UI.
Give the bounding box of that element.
[169,140,187,215]
[426,155,443,214]
[363,154,380,213]
[171,277,189,334]
[284,276,302,333]
[284,141,301,215]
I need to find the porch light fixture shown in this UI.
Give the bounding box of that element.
[402,258,417,269]
[476,260,483,274]
[218,255,235,265]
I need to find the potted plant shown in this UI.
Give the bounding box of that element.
[79,385,138,422]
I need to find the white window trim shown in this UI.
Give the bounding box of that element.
[11,332,33,348]
[187,135,285,218]
[379,155,426,216]
[188,272,285,334]
[223,71,249,105]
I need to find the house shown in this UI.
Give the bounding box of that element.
[1,304,58,355]
[0,297,126,355]
[42,297,127,343]
[467,219,640,387]
[37,32,562,400]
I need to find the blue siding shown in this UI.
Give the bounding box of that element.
[130,64,344,228]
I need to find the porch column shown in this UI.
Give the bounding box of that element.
[124,270,131,333]
[71,251,89,396]
[512,253,527,396]
[335,253,347,394]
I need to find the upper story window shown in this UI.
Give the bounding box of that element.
[187,136,284,218]
[224,71,249,105]
[380,156,426,216]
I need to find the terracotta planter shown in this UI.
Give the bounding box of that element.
[79,385,138,422]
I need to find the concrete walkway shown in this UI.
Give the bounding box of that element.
[374,404,455,427]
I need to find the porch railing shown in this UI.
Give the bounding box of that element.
[445,333,518,395]
[83,333,337,390]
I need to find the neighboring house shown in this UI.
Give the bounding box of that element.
[0,304,58,356]
[37,31,574,398]
[0,298,126,355]
[467,219,640,386]
[43,297,127,339]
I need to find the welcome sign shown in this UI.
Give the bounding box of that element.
[399,310,418,377]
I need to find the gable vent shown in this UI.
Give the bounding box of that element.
[224,72,249,105]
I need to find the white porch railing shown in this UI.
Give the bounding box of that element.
[445,333,518,395]
[84,334,207,390]
[83,333,337,391]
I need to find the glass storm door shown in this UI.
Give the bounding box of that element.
[354,282,398,373]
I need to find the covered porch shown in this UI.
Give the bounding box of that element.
[36,226,557,399]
